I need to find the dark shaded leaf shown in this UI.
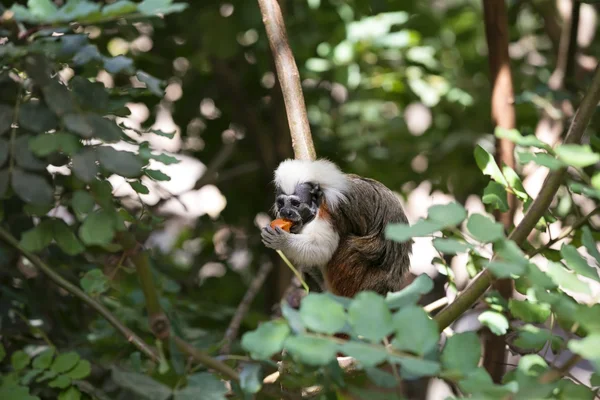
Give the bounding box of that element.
[145,169,170,181]
[11,350,31,370]
[482,181,509,212]
[173,372,227,400]
[11,168,53,205]
[509,299,550,324]
[70,76,108,111]
[97,147,145,178]
[14,134,47,171]
[474,145,508,186]
[32,348,55,370]
[104,56,134,74]
[0,169,8,198]
[19,102,58,133]
[71,190,95,215]
[41,80,76,116]
[0,138,8,167]
[129,181,150,194]
[20,220,54,252]
[79,210,115,246]
[51,219,85,255]
[49,375,72,389]
[80,269,110,296]
[136,71,164,96]
[29,132,80,157]
[51,351,80,373]
[72,149,98,182]
[58,387,81,400]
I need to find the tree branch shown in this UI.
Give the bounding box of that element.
[482,0,518,382]
[220,260,273,355]
[434,62,600,330]
[257,0,316,161]
[0,227,160,362]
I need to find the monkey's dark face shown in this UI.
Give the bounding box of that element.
[274,182,322,233]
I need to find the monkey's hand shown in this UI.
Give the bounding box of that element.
[261,226,291,250]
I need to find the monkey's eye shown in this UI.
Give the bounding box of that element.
[291,199,300,207]
[276,198,284,207]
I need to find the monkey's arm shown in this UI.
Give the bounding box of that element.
[261,218,339,267]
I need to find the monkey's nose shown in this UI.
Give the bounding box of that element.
[280,209,294,219]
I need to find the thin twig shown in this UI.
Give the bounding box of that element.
[0,227,160,362]
[529,206,600,257]
[539,354,582,384]
[434,62,600,331]
[220,261,274,355]
[256,0,316,161]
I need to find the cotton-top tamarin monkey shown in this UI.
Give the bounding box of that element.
[261,159,412,298]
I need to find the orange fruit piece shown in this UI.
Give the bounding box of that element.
[270,218,293,232]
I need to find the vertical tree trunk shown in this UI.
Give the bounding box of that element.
[481,0,517,383]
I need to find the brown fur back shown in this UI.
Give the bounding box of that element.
[324,174,411,297]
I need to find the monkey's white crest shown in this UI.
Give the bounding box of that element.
[274,159,349,211]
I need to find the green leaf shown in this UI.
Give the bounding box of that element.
[65,359,91,380]
[560,244,600,281]
[138,0,188,16]
[502,165,529,200]
[14,134,47,171]
[582,226,600,265]
[441,332,480,375]
[102,1,138,17]
[21,369,43,385]
[568,333,600,362]
[593,172,600,189]
[466,213,505,242]
[63,113,122,142]
[79,210,115,246]
[19,102,58,133]
[80,269,109,296]
[173,372,227,400]
[432,238,472,255]
[49,375,71,389]
[56,0,101,22]
[386,219,441,241]
[348,291,394,342]
[555,144,600,168]
[557,379,595,400]
[478,311,508,335]
[509,299,550,324]
[391,357,440,378]
[482,181,509,212]
[495,127,550,150]
[129,181,150,194]
[546,261,591,295]
[58,387,81,400]
[299,293,346,335]
[29,0,59,18]
[104,56,134,74]
[494,239,529,267]
[239,363,262,394]
[36,370,58,382]
[517,151,566,170]
[486,260,526,278]
[284,335,338,366]
[339,341,388,367]
[145,169,170,181]
[72,149,98,183]
[136,71,164,96]
[0,385,41,400]
[0,343,5,362]
[111,367,172,400]
[42,80,76,116]
[71,191,95,215]
[32,348,55,370]
[97,147,145,178]
[513,325,555,351]
[474,145,508,186]
[427,202,468,226]
[29,133,80,157]
[11,350,31,371]
[591,373,600,387]
[241,320,290,360]
[391,305,439,355]
[70,76,108,112]
[51,351,80,374]
[0,169,8,198]
[51,219,85,255]
[20,221,54,252]
[385,274,433,309]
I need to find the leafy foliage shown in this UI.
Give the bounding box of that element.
[0,0,599,399]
